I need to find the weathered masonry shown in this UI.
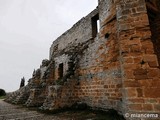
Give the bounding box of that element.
[5,0,160,119]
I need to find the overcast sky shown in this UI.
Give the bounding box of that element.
[0,0,98,92]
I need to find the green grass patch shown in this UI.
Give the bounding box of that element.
[0,96,6,99]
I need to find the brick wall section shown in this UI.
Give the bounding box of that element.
[117,0,160,116]
[46,1,123,111]
[75,19,122,111]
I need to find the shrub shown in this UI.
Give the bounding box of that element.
[0,89,6,96]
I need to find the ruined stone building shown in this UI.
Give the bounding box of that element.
[5,0,160,119]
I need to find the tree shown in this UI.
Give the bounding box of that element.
[20,77,25,88]
[0,89,6,96]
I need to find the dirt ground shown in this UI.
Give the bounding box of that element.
[0,99,125,120]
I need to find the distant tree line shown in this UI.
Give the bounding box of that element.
[0,89,6,96]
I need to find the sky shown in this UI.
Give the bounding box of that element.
[0,0,98,92]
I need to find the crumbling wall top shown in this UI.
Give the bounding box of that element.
[49,8,98,59]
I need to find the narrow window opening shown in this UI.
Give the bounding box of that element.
[52,61,55,79]
[91,14,99,38]
[58,63,63,79]
[97,20,100,33]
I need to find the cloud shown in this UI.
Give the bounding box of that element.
[0,0,97,92]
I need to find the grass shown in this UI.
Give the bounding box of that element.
[0,96,6,99]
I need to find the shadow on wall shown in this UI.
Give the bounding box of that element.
[146,0,160,67]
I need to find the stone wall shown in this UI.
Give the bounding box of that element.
[5,0,160,119]
[117,0,160,117]
[49,8,98,58]
[48,0,123,112]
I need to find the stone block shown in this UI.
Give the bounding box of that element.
[130,45,141,53]
[136,6,146,13]
[126,88,137,98]
[128,98,144,104]
[134,68,148,80]
[142,104,153,111]
[124,81,139,87]
[137,88,143,97]
[147,68,160,78]
[133,56,142,63]
[145,99,158,104]
[123,57,134,63]
[124,63,139,70]
[144,88,160,98]
[133,68,147,75]
[129,104,142,111]
[143,55,159,66]
[154,104,160,111]
[139,79,160,88]
[148,61,159,67]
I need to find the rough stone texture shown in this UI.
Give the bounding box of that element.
[0,99,70,120]
[116,0,160,118]
[5,85,30,105]
[5,0,160,120]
